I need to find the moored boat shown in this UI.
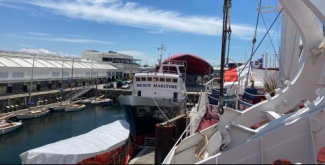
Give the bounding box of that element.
[65,104,86,112]
[119,50,188,146]
[0,120,22,135]
[20,120,133,164]
[51,102,70,111]
[80,98,94,104]
[16,108,50,120]
[101,99,113,107]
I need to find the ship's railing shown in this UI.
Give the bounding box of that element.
[162,60,187,66]
[144,137,155,148]
[163,105,206,163]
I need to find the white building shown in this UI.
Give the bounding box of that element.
[82,50,141,78]
[0,50,120,95]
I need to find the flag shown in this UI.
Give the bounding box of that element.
[253,55,264,69]
[28,100,35,106]
[94,85,97,91]
[65,78,70,84]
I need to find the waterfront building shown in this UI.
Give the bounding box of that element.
[82,50,141,79]
[0,50,119,96]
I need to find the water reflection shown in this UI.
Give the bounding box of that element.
[0,104,125,164]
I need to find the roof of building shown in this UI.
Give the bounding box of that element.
[163,54,213,75]
[0,50,117,70]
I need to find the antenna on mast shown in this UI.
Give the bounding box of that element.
[158,43,166,67]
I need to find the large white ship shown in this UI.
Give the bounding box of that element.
[119,58,187,146]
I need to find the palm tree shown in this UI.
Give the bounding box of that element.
[263,77,277,97]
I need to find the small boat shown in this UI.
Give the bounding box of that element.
[65,104,86,112]
[79,98,95,104]
[0,120,22,135]
[101,99,113,107]
[16,108,50,120]
[20,120,133,164]
[51,103,70,111]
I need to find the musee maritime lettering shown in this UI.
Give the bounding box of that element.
[137,84,177,89]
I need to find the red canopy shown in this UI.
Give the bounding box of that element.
[162,54,213,75]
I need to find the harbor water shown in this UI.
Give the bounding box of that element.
[0,103,126,164]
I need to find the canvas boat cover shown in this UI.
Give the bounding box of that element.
[20,120,129,164]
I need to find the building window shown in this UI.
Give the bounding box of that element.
[136,77,140,81]
[141,77,146,81]
[160,78,165,82]
[166,78,171,82]
[173,79,178,83]
[12,72,24,78]
[147,77,152,81]
[52,72,60,77]
[0,72,8,78]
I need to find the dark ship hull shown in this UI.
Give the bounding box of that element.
[119,96,185,146]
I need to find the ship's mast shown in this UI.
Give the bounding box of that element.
[158,43,166,67]
[218,0,232,115]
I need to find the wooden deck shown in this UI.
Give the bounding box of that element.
[128,147,155,164]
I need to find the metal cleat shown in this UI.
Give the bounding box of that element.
[316,88,325,97]
[275,88,283,95]
[318,38,325,53]
[304,100,316,110]
[284,80,292,87]
[311,48,321,56]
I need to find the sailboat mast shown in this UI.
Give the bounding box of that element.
[61,57,64,104]
[219,0,232,115]
[29,54,36,104]
[71,57,74,91]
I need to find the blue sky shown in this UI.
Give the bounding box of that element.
[0,0,282,66]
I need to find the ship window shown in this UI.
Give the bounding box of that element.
[160,78,165,82]
[147,77,152,81]
[166,78,171,82]
[136,77,140,81]
[141,77,146,81]
[153,77,158,82]
[173,79,178,83]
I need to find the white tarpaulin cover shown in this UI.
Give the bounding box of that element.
[20,120,130,164]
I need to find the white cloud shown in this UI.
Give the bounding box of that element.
[0,2,28,10]
[20,48,78,57]
[29,32,50,36]
[20,0,257,39]
[7,33,114,44]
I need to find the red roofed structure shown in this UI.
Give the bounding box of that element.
[161,54,213,75]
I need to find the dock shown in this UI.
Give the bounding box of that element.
[128,147,155,164]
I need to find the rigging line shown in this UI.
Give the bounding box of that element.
[229,8,283,90]
[261,9,288,80]
[288,30,298,80]
[245,0,262,89]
